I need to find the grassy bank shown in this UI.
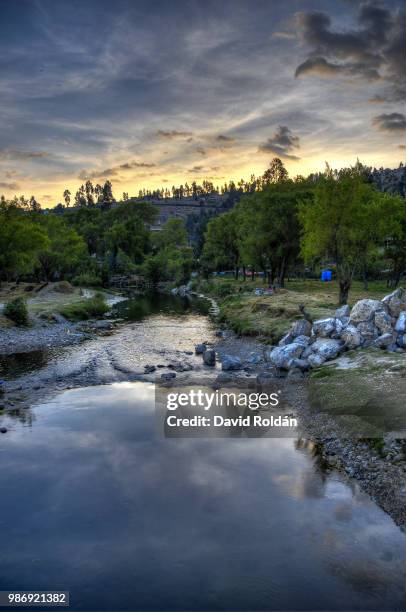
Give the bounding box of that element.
[308,349,406,439]
[0,282,111,325]
[194,277,406,343]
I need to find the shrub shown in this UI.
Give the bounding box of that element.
[72,273,102,287]
[59,293,109,321]
[53,281,74,293]
[4,297,29,326]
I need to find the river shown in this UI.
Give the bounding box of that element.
[1,295,406,611]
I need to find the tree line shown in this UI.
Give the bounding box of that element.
[201,161,406,304]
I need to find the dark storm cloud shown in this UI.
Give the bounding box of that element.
[258,125,300,160]
[295,2,406,98]
[372,113,406,132]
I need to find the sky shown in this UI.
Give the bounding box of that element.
[0,0,406,205]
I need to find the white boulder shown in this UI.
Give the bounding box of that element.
[312,318,336,337]
[311,338,343,360]
[340,325,363,349]
[308,353,326,368]
[395,311,406,333]
[335,305,350,320]
[374,310,393,335]
[382,287,406,318]
[291,319,312,337]
[269,343,304,369]
[349,299,384,324]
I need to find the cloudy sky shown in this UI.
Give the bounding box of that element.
[1,0,406,204]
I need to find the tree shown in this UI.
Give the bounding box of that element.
[35,216,86,280]
[102,180,114,204]
[262,158,288,185]
[377,193,406,288]
[299,175,382,305]
[202,211,240,277]
[85,180,95,207]
[0,205,49,280]
[29,196,41,212]
[63,189,71,207]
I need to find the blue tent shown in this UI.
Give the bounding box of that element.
[321,269,332,282]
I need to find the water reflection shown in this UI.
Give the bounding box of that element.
[1,382,406,611]
[113,292,210,321]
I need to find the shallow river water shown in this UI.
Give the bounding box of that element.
[1,296,406,611]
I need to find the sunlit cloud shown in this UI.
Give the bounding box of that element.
[0,0,405,202]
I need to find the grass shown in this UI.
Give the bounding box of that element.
[0,282,115,327]
[59,293,109,321]
[197,277,405,342]
[308,349,406,437]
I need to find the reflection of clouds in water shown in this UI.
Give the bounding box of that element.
[2,382,406,610]
[334,503,353,523]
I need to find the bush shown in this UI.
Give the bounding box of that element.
[59,293,109,321]
[72,273,102,287]
[53,281,74,293]
[4,297,29,326]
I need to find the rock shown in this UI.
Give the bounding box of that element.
[341,324,363,349]
[161,372,176,381]
[144,365,156,374]
[312,318,336,337]
[195,343,206,355]
[311,338,343,360]
[335,305,350,320]
[290,358,310,372]
[0,427,7,434]
[248,352,262,364]
[256,371,276,385]
[278,332,295,346]
[94,320,113,330]
[287,367,304,379]
[221,355,242,371]
[269,343,304,370]
[50,312,67,324]
[387,343,401,353]
[374,333,395,349]
[349,299,384,324]
[396,334,406,348]
[301,345,313,359]
[203,349,216,366]
[374,311,393,335]
[357,320,379,341]
[291,319,312,337]
[382,287,406,318]
[395,311,406,333]
[213,372,235,386]
[307,353,326,368]
[293,335,311,347]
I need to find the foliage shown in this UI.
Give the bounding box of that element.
[141,218,193,285]
[59,293,109,321]
[4,297,29,326]
[35,215,86,281]
[299,175,385,304]
[0,206,49,279]
[72,272,103,287]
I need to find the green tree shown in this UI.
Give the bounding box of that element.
[35,216,86,280]
[299,175,382,304]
